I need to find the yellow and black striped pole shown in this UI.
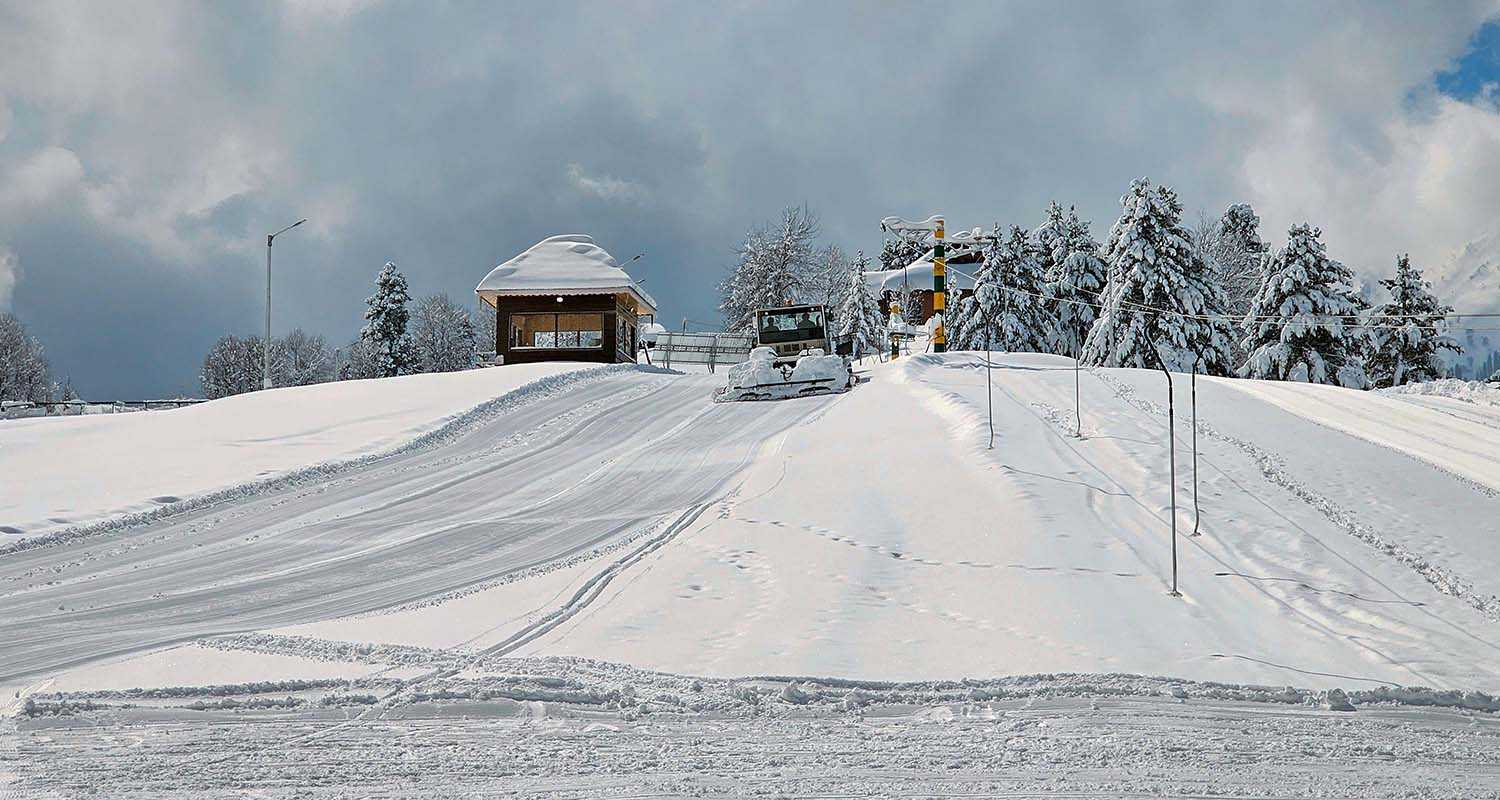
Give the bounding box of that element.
[933,217,946,352]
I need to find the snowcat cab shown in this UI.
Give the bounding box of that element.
[755,304,831,365]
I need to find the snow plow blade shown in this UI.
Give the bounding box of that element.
[713,377,845,403]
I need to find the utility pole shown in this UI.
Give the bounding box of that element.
[264,218,307,390]
[933,217,946,352]
[879,214,948,352]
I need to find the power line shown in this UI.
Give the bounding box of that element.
[942,264,1497,331]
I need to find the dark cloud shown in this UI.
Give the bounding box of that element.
[1,1,1497,396]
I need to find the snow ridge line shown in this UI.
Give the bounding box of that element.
[477,502,716,658]
[0,364,671,557]
[31,650,1500,716]
[1091,370,1500,623]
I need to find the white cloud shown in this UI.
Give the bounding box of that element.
[567,163,649,203]
[0,146,84,215]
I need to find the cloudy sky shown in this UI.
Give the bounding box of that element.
[2,1,1499,397]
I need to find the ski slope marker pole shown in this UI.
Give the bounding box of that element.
[933,218,946,353]
[1190,355,1201,538]
[1074,346,1083,438]
[985,335,994,449]
[1151,344,1180,597]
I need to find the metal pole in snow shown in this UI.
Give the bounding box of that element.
[264,238,272,389]
[1074,346,1083,438]
[263,218,306,391]
[985,332,994,449]
[1191,356,1201,537]
[1151,344,1180,597]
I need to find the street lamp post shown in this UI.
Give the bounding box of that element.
[264,218,307,390]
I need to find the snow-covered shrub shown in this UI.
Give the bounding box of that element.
[0,312,52,403]
[411,293,478,373]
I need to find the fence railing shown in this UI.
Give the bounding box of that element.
[650,332,755,371]
[1,399,208,420]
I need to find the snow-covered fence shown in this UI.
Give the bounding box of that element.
[1,399,208,420]
[651,332,755,372]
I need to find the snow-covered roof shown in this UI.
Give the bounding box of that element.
[862,256,977,296]
[475,234,657,313]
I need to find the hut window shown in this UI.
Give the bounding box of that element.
[511,312,603,349]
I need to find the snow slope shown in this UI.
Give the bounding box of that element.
[9,352,1500,797]
[9,355,1500,692]
[0,363,589,544]
[512,353,1500,690]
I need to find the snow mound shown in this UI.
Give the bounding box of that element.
[1380,378,1500,407]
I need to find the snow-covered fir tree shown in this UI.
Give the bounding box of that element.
[878,235,926,272]
[993,226,1055,352]
[1239,224,1368,387]
[360,262,419,378]
[951,225,1053,352]
[1032,202,1068,281]
[411,293,478,373]
[838,251,885,359]
[1081,178,1237,374]
[1209,203,1271,316]
[1044,207,1107,357]
[1364,254,1460,388]
[718,206,820,333]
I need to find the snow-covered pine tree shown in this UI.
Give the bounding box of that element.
[1045,207,1108,358]
[1081,178,1238,374]
[360,262,419,378]
[1364,254,1461,388]
[838,251,885,359]
[1239,224,1368,387]
[993,226,1055,352]
[718,206,820,333]
[1032,202,1068,282]
[948,225,1004,350]
[878,235,926,272]
[1211,204,1270,316]
[951,225,1053,352]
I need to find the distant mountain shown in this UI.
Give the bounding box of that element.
[1431,230,1500,379]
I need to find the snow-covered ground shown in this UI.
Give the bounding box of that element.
[6,353,1500,796]
[0,363,594,545]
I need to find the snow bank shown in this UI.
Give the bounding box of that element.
[1379,377,1500,407]
[0,363,610,545]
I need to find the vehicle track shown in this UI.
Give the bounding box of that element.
[0,370,831,684]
